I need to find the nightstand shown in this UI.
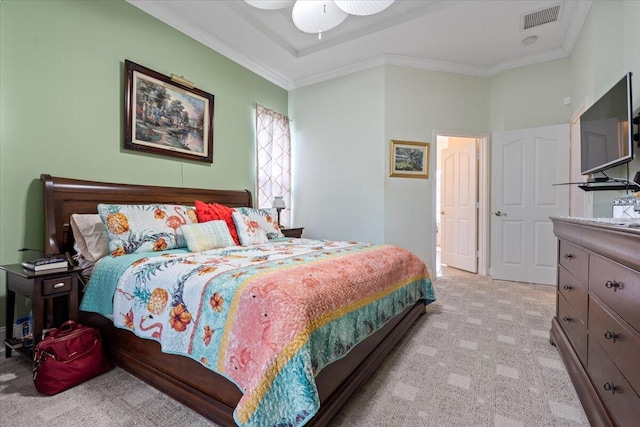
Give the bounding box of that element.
[2,264,82,358]
[281,227,304,238]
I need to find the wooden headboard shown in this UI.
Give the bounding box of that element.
[41,174,253,256]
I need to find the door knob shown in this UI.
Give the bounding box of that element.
[440,210,445,215]
[494,211,504,216]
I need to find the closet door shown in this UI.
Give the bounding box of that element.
[491,124,569,285]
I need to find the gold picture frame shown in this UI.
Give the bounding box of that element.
[389,140,430,178]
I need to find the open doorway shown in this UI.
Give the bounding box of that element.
[432,130,489,277]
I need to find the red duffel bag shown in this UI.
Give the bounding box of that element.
[33,320,110,395]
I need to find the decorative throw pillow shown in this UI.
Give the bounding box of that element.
[70,214,110,262]
[234,207,284,239]
[231,211,269,245]
[97,204,198,255]
[180,220,236,252]
[194,200,240,245]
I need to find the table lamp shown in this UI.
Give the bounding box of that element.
[272,196,286,228]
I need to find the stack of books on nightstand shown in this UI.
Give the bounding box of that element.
[21,255,68,271]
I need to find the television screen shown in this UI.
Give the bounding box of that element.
[580,72,633,175]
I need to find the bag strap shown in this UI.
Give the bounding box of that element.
[47,320,79,338]
[34,336,100,367]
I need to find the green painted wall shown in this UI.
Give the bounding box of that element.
[0,0,288,326]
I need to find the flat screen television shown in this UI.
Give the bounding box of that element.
[580,72,633,175]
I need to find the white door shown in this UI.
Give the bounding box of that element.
[491,124,569,285]
[441,140,478,273]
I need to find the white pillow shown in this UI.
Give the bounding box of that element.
[231,212,269,245]
[234,207,284,239]
[180,220,236,252]
[70,214,109,262]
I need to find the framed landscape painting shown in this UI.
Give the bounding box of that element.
[389,140,430,178]
[124,60,214,163]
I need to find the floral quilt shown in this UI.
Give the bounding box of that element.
[80,238,435,427]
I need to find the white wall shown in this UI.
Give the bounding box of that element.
[490,59,572,132]
[569,0,640,217]
[288,1,640,276]
[383,66,490,273]
[289,67,386,243]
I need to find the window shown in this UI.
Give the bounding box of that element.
[255,104,291,226]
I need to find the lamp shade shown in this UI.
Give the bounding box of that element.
[292,1,348,34]
[334,0,395,16]
[272,196,286,209]
[244,0,295,10]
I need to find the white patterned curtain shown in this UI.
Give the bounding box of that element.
[255,104,291,227]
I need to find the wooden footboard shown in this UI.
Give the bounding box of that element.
[81,301,425,426]
[43,174,429,426]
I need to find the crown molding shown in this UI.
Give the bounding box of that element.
[289,54,493,89]
[290,55,388,89]
[291,46,574,89]
[489,47,570,76]
[128,0,590,92]
[384,54,494,77]
[127,0,292,90]
[562,0,592,53]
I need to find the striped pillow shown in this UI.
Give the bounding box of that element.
[180,220,236,252]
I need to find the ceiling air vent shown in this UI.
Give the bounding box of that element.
[522,4,561,29]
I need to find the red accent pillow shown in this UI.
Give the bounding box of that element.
[194,200,240,245]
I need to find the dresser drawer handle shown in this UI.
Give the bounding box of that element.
[604,331,618,343]
[603,382,617,394]
[563,253,574,259]
[53,282,65,289]
[605,280,621,292]
[563,285,572,291]
[562,316,572,323]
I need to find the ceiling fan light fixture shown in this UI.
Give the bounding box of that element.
[244,0,295,10]
[334,0,395,16]
[246,0,394,37]
[292,1,348,34]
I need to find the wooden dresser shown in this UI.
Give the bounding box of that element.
[550,217,640,427]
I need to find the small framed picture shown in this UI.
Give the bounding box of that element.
[389,140,430,178]
[124,60,214,163]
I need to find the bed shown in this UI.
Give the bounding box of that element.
[41,174,435,427]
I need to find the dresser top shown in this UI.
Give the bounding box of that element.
[551,216,640,271]
[554,216,640,225]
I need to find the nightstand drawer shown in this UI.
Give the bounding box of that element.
[42,277,71,295]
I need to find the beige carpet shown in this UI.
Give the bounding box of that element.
[0,267,589,427]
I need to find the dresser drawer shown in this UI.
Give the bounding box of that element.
[41,276,72,295]
[559,240,588,285]
[589,295,640,396]
[589,254,640,333]
[558,294,587,364]
[588,336,640,427]
[558,266,587,322]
